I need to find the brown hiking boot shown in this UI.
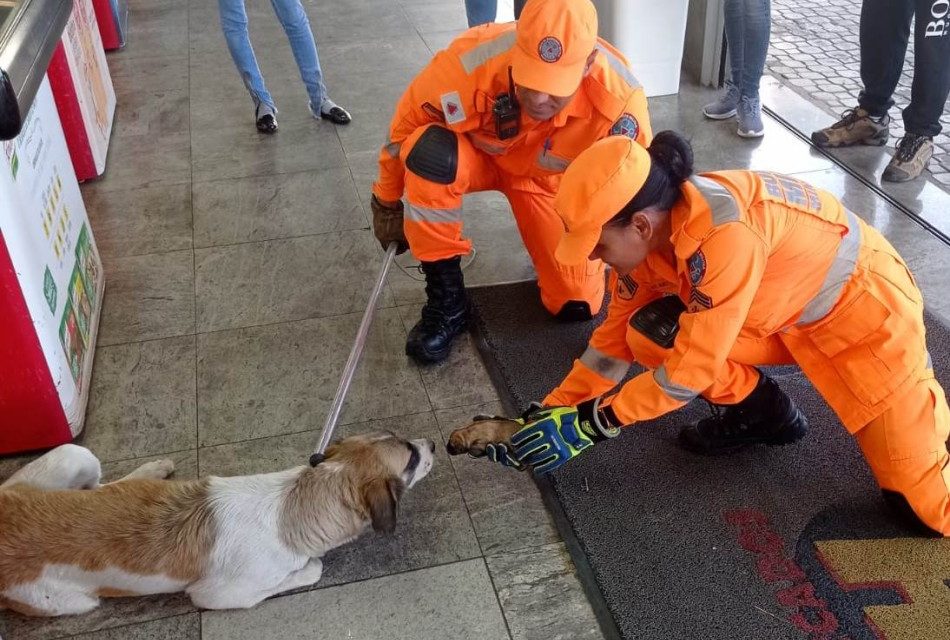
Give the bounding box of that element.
[811,107,890,148]
[882,134,935,182]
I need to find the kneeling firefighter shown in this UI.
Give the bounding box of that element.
[484,131,950,537]
[370,0,652,363]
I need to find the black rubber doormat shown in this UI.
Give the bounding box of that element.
[466,281,950,640]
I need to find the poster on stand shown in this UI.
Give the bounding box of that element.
[61,0,116,174]
[0,76,105,430]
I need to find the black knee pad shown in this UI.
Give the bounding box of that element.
[630,295,687,349]
[555,300,592,322]
[881,490,943,538]
[405,126,459,185]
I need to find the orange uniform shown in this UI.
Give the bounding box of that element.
[372,23,652,315]
[548,170,950,535]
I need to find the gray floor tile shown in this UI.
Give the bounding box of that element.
[486,543,604,640]
[97,131,192,192]
[310,2,417,45]
[122,2,190,60]
[0,597,196,640]
[80,336,197,462]
[387,191,535,306]
[81,183,193,258]
[194,230,387,332]
[318,37,433,77]
[192,167,364,247]
[107,55,190,139]
[650,83,836,175]
[401,1,470,33]
[64,614,200,640]
[397,304,499,410]
[97,249,196,346]
[190,118,346,183]
[200,559,510,640]
[333,104,400,157]
[196,308,429,446]
[434,403,561,556]
[189,55,311,132]
[198,413,481,587]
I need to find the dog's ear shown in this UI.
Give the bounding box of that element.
[363,477,405,534]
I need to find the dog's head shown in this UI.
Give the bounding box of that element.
[323,432,435,534]
[445,415,522,457]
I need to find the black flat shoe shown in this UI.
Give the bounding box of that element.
[255,105,278,134]
[320,105,351,125]
[256,114,278,134]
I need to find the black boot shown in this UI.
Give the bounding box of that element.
[678,372,808,455]
[406,257,468,364]
[554,300,592,322]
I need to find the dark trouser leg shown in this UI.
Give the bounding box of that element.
[903,0,950,136]
[858,0,915,117]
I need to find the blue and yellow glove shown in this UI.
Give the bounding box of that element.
[497,398,623,475]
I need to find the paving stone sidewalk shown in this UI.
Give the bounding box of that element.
[768,0,950,190]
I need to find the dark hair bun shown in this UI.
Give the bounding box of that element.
[648,130,694,183]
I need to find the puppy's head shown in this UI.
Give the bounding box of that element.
[446,415,522,457]
[323,432,435,534]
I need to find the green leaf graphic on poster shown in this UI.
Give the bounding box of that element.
[58,298,85,385]
[43,266,57,314]
[74,224,98,306]
[10,150,18,180]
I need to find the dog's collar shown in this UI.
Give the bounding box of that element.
[309,453,326,467]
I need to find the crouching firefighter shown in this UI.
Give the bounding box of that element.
[370,0,652,363]
[484,131,950,538]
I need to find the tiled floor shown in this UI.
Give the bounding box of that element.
[1,0,949,638]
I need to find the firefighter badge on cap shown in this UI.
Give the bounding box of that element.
[610,113,639,139]
[538,36,563,63]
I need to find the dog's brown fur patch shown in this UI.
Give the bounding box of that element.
[279,433,412,555]
[446,417,522,457]
[0,479,216,595]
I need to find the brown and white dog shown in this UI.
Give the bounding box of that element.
[0,432,434,617]
[445,415,522,458]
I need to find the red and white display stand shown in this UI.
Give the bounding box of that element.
[91,0,126,50]
[47,0,116,182]
[0,75,105,454]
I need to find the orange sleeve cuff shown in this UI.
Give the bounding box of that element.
[544,359,620,407]
[606,370,689,425]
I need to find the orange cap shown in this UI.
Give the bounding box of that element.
[554,136,652,265]
[512,0,598,97]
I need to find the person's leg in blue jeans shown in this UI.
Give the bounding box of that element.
[267,0,349,124]
[465,0,497,27]
[219,0,279,132]
[703,0,771,138]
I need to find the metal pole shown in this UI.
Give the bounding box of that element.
[312,242,398,460]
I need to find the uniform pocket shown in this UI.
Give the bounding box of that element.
[805,290,897,406]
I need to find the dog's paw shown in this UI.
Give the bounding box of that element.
[138,459,176,479]
[302,559,323,585]
[446,417,521,457]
